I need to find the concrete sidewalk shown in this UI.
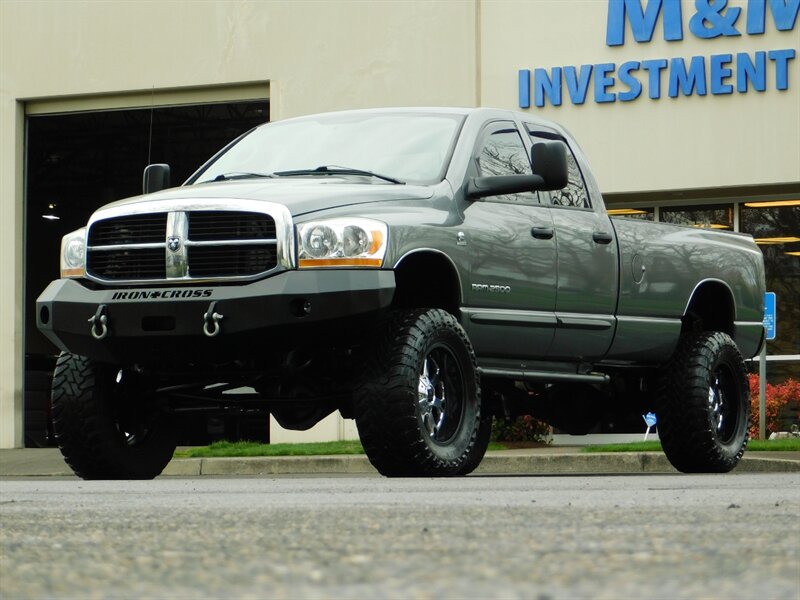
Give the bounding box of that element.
[2,446,798,477]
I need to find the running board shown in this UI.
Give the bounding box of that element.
[477,367,610,385]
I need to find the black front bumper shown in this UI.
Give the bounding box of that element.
[37,270,396,365]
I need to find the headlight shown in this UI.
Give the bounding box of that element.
[60,228,87,278]
[297,218,387,268]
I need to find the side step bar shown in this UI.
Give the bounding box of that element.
[477,367,610,385]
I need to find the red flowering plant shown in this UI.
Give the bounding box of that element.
[491,414,552,444]
[748,374,800,439]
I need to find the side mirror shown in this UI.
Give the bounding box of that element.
[143,164,171,194]
[531,141,568,191]
[465,140,571,200]
[466,174,546,200]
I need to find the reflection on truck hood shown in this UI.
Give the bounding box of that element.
[98,178,435,217]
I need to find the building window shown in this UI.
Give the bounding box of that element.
[607,207,654,220]
[741,200,800,384]
[660,204,733,230]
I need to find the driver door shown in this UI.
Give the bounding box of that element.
[460,121,557,361]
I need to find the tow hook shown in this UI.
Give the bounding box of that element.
[203,301,224,337]
[88,304,109,340]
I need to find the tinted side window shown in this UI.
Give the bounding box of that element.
[475,130,541,205]
[531,138,591,209]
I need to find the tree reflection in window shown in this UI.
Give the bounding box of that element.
[475,130,539,205]
[607,208,655,220]
[661,205,733,230]
[544,149,590,209]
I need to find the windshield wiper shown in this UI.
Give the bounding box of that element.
[208,172,277,182]
[274,165,405,184]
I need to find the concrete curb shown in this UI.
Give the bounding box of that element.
[3,449,798,477]
[725,456,800,472]
[158,452,800,477]
[163,455,377,477]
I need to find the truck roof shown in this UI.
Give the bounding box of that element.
[275,106,565,132]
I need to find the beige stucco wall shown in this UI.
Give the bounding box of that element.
[269,413,360,445]
[0,101,24,448]
[0,0,797,447]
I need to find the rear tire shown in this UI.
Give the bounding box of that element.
[355,309,489,477]
[51,352,177,480]
[656,332,750,473]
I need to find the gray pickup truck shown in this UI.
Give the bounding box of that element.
[37,107,766,479]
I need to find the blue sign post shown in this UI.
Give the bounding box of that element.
[763,291,776,340]
[759,292,776,439]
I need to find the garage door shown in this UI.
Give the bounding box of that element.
[23,87,269,446]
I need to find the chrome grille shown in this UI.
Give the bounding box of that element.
[88,213,168,246]
[188,245,278,278]
[86,209,280,283]
[189,211,276,242]
[88,248,167,280]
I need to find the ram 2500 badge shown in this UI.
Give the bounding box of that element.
[37,107,766,479]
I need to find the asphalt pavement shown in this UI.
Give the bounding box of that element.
[2,474,799,599]
[1,445,798,477]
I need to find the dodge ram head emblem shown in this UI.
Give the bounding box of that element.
[167,236,182,252]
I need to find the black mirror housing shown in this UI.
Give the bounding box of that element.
[143,164,171,195]
[466,140,570,200]
[531,141,568,191]
[466,174,546,200]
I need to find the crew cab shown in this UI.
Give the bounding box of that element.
[37,107,766,479]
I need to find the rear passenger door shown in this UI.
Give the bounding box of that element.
[460,121,557,360]
[527,129,618,361]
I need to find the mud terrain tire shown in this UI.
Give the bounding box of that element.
[657,332,750,473]
[355,309,489,477]
[51,352,177,480]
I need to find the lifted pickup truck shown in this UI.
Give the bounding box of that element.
[37,107,766,479]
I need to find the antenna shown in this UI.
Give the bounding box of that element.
[147,85,155,165]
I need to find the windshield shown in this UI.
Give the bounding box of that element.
[190,111,465,185]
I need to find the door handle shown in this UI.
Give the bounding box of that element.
[531,226,554,240]
[592,231,613,244]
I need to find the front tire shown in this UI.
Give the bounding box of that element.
[51,352,177,480]
[355,309,489,477]
[656,331,750,473]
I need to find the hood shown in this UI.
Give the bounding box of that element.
[97,178,435,217]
